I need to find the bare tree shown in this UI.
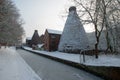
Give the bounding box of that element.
[0,0,24,46]
[73,0,105,58]
[72,0,120,57]
[96,0,120,52]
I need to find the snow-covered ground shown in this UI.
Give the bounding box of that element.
[0,47,41,80]
[24,46,120,67]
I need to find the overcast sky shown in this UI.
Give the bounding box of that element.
[12,0,94,39]
[12,0,73,38]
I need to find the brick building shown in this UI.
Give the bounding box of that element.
[26,30,41,47]
[39,34,44,44]
[44,29,62,51]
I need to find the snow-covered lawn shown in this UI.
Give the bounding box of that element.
[24,46,120,67]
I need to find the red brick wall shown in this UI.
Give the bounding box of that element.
[44,30,61,51]
[49,34,61,51]
[44,30,50,51]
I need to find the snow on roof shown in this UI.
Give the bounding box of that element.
[37,44,44,48]
[47,29,62,35]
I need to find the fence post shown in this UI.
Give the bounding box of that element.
[79,49,86,63]
[79,50,82,63]
[83,51,85,62]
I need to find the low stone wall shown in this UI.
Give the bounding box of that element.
[22,48,120,80]
[86,66,120,80]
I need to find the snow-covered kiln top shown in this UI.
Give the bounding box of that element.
[69,6,76,12]
[58,6,89,53]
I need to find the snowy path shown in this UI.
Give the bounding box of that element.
[0,47,41,80]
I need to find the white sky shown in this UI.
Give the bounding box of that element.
[12,0,94,38]
[12,0,69,37]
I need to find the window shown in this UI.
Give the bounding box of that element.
[51,35,56,39]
